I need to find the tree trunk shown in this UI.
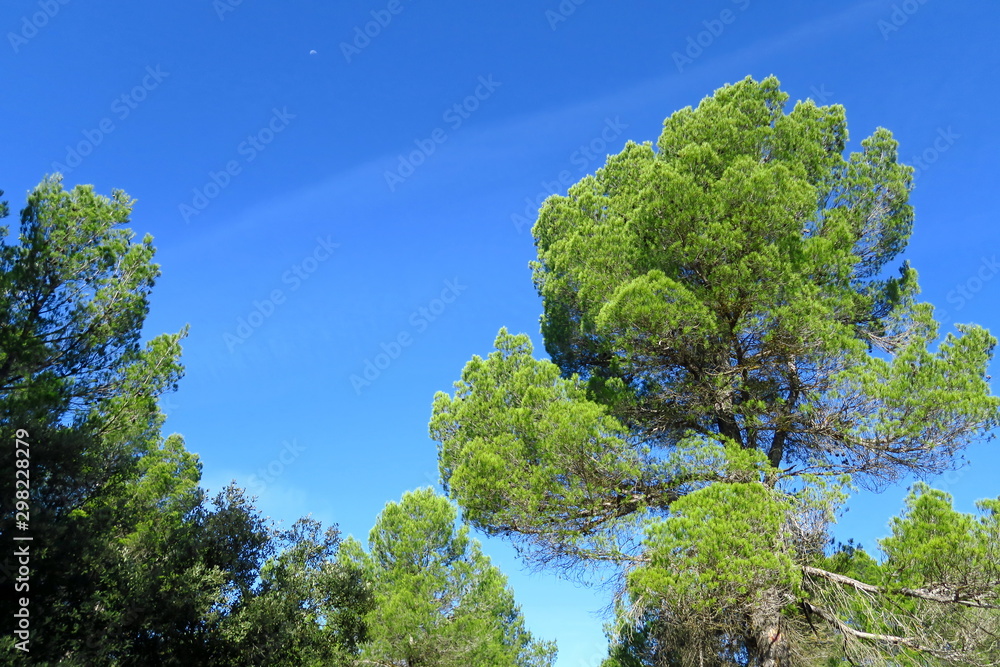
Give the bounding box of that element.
[751,602,789,667]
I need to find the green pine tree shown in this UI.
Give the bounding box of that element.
[429,76,1000,666]
[1,177,370,665]
[340,488,557,667]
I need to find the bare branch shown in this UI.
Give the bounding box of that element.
[803,600,929,651]
[804,565,1000,609]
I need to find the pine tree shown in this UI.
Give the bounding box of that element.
[340,488,557,666]
[430,76,1000,666]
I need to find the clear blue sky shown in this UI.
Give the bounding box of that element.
[3,1,998,663]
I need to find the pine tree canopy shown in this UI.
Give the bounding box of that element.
[429,76,1000,666]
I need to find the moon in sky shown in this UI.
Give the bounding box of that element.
[309,50,317,55]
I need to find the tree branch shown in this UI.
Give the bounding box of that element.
[803,565,1000,609]
[802,601,929,651]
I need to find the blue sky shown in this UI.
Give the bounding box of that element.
[3,1,999,663]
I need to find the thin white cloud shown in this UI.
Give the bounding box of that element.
[179,1,886,255]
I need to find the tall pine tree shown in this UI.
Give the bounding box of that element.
[430,76,1000,666]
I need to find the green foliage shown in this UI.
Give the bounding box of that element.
[1,177,372,665]
[632,481,799,614]
[429,76,1000,665]
[527,75,996,484]
[221,517,372,666]
[431,328,651,569]
[0,175,167,415]
[342,488,557,667]
[805,491,1000,666]
[880,483,1000,596]
[0,176,201,663]
[2,176,543,665]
